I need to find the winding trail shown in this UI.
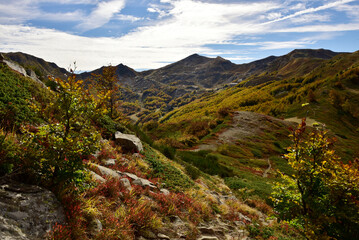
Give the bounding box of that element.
[193,111,294,152]
[262,159,271,178]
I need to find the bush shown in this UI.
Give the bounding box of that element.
[271,120,359,239]
[0,132,21,176]
[185,164,201,180]
[178,151,233,178]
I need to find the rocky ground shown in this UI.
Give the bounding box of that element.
[0,180,65,239]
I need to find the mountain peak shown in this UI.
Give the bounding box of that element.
[288,48,339,59]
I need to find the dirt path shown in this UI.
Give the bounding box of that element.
[285,116,323,127]
[347,88,359,95]
[262,159,271,178]
[194,111,293,151]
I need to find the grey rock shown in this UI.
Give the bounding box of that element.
[92,150,101,159]
[89,218,102,236]
[160,188,170,196]
[0,181,65,239]
[123,172,139,181]
[234,221,246,227]
[197,236,219,240]
[198,227,215,235]
[90,163,120,179]
[140,229,157,239]
[115,131,143,153]
[5,211,29,221]
[158,233,170,239]
[119,178,132,191]
[238,213,251,223]
[102,158,116,166]
[3,60,47,88]
[88,170,106,183]
[132,178,157,189]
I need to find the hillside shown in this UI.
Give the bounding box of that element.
[2,49,342,124]
[2,52,69,80]
[0,61,307,240]
[1,49,358,239]
[146,50,359,203]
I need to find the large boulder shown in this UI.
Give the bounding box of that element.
[0,180,65,239]
[114,132,143,153]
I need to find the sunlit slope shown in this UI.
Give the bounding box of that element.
[157,51,359,159]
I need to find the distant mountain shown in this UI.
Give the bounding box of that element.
[77,63,139,86]
[2,49,341,90]
[140,54,238,88]
[2,49,345,123]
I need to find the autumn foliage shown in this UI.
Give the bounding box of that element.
[271,119,359,239]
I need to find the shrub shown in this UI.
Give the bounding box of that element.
[154,143,176,159]
[0,131,21,176]
[271,119,359,239]
[217,107,231,118]
[185,164,201,180]
[178,151,233,178]
[21,73,101,187]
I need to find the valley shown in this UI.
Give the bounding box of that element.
[0,48,358,240]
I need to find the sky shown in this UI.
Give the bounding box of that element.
[0,0,359,71]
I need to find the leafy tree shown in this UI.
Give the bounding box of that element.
[22,70,102,187]
[91,65,121,119]
[271,119,359,239]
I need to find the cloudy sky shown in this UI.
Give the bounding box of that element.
[0,0,358,71]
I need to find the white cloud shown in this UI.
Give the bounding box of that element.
[266,12,282,21]
[115,14,142,22]
[264,0,356,24]
[290,13,331,23]
[336,3,359,21]
[0,0,358,71]
[0,0,37,24]
[0,0,96,24]
[259,40,314,50]
[276,23,359,32]
[76,0,126,31]
[38,10,86,22]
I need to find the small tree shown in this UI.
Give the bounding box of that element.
[22,70,102,187]
[271,119,359,239]
[91,65,121,120]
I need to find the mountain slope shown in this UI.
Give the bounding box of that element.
[138,51,359,209]
[2,49,343,125]
[1,52,69,80]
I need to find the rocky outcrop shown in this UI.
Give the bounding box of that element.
[0,181,65,240]
[89,163,158,191]
[114,132,143,153]
[1,58,47,88]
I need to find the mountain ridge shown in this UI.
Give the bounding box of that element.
[2,48,342,86]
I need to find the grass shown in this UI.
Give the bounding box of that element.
[178,150,234,178]
[269,156,295,176]
[143,145,195,191]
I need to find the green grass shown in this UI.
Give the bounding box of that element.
[0,64,50,130]
[143,145,194,191]
[269,156,295,176]
[225,171,273,201]
[178,150,234,178]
